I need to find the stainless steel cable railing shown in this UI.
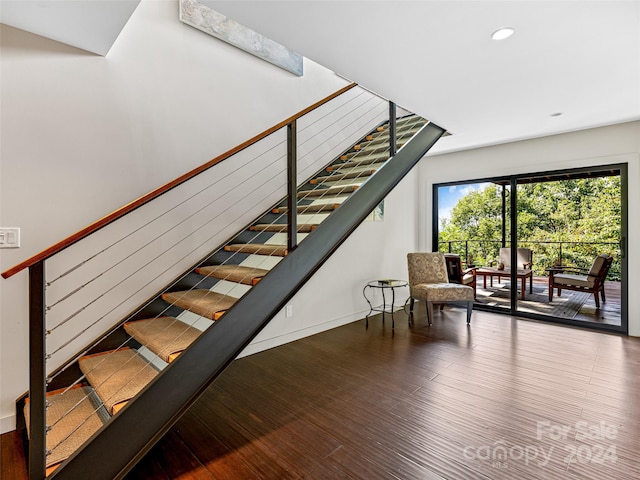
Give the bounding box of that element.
[2,81,444,480]
[51,107,445,480]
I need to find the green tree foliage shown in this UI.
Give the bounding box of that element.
[439,177,621,279]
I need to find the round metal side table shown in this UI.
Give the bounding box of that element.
[363,279,409,329]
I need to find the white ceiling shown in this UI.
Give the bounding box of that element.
[2,1,639,154]
[0,0,140,56]
[206,0,640,154]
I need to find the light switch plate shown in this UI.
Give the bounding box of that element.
[0,228,20,248]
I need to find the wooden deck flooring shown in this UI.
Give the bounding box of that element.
[3,308,639,479]
[475,277,622,327]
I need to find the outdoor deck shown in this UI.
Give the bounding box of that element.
[474,275,621,327]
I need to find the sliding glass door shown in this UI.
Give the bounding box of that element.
[434,165,626,333]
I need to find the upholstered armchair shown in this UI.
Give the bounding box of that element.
[407,252,474,325]
[444,254,477,298]
[491,247,533,271]
[547,254,613,309]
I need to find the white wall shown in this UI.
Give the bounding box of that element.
[0,0,363,432]
[419,121,640,336]
[5,0,633,437]
[242,170,419,356]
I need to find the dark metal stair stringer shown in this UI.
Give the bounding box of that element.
[50,121,446,480]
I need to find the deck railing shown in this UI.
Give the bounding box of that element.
[439,239,621,280]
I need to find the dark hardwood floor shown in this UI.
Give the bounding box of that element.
[3,306,640,479]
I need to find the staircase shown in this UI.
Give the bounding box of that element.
[20,114,435,477]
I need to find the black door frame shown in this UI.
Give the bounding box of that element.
[432,163,628,335]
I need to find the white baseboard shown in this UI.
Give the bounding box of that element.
[1,414,16,434]
[239,310,368,359]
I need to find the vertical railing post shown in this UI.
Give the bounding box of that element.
[28,261,47,480]
[465,241,469,266]
[389,102,397,156]
[501,185,507,247]
[509,178,518,308]
[559,242,563,266]
[287,120,297,252]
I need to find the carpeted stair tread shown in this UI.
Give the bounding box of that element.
[397,117,426,127]
[367,136,407,150]
[123,317,202,363]
[273,203,340,214]
[224,244,288,256]
[376,117,423,133]
[162,289,237,320]
[250,223,318,233]
[196,264,269,285]
[338,144,396,161]
[369,121,424,141]
[297,185,358,198]
[338,121,425,160]
[361,134,411,149]
[397,124,425,135]
[24,385,109,468]
[328,156,388,171]
[78,348,158,415]
[310,169,376,184]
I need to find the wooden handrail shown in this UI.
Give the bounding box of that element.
[50,121,446,480]
[2,83,357,279]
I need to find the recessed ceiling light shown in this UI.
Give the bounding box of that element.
[491,27,515,40]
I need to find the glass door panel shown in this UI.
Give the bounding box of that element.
[515,174,622,327]
[437,181,512,311]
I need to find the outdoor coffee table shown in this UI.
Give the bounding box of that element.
[476,267,533,300]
